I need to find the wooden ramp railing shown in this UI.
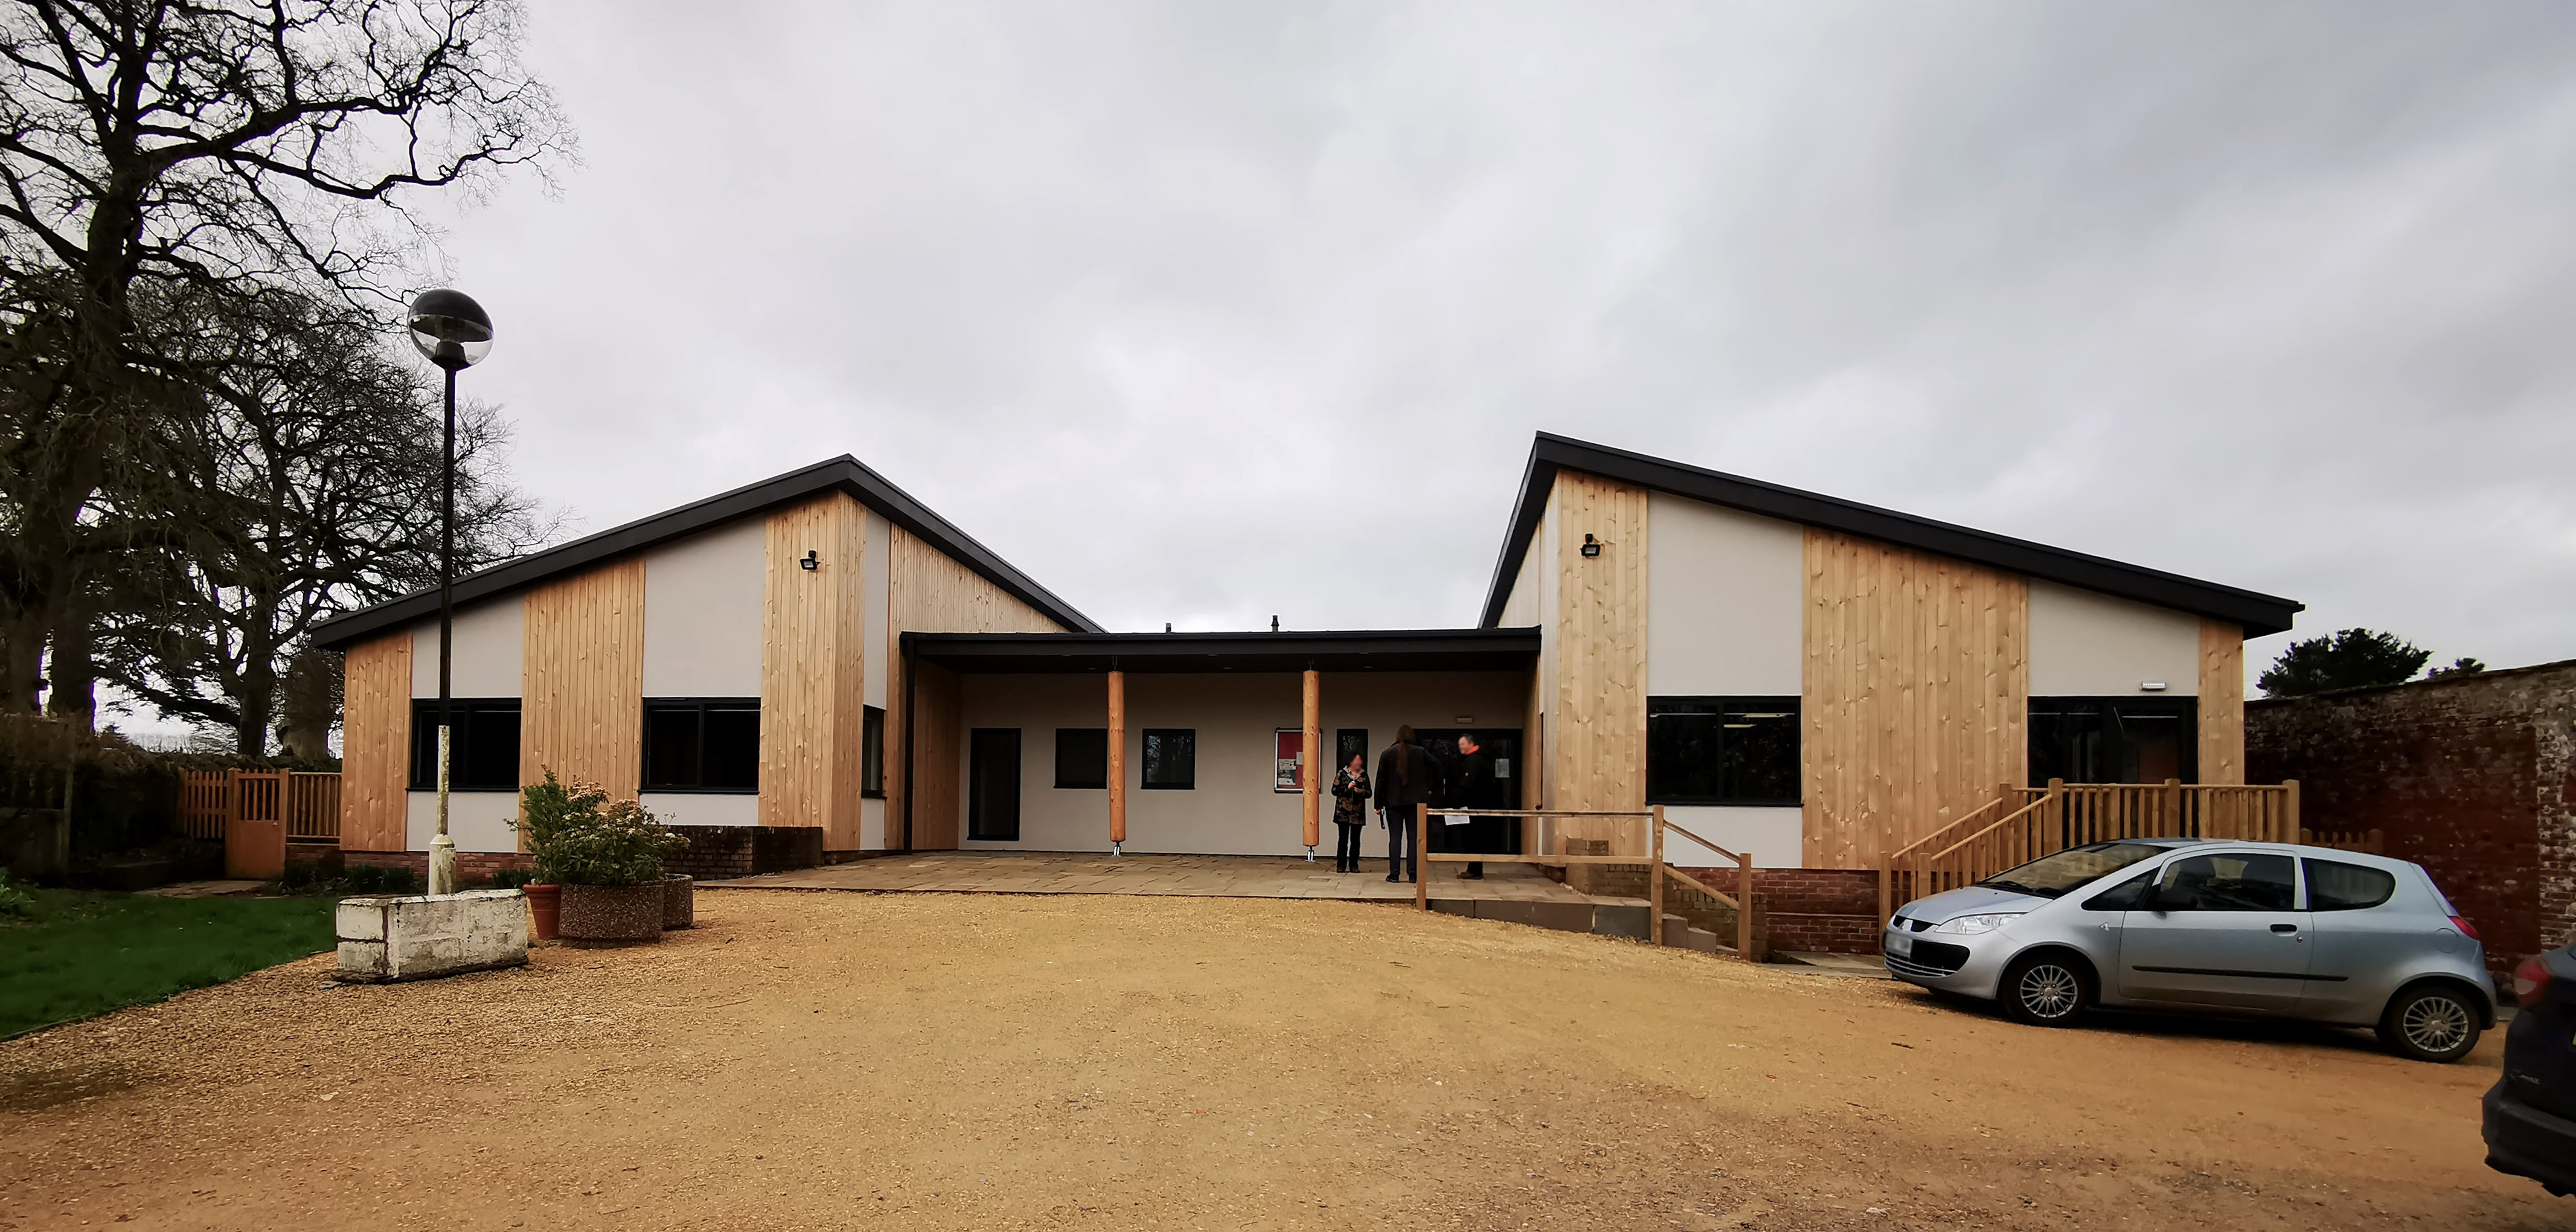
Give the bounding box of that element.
[1412,804,1763,963]
[1879,779,2302,923]
[179,769,342,844]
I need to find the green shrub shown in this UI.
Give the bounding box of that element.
[341,864,422,894]
[488,867,537,890]
[0,870,33,920]
[512,772,684,887]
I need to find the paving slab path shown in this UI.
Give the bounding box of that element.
[0,890,2547,1230]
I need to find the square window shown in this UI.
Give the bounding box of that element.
[1141,728,1195,790]
[1055,728,1107,789]
[641,700,761,792]
[409,700,522,792]
[1645,698,1799,806]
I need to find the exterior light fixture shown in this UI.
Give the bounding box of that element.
[1581,534,1602,558]
[405,288,495,897]
[799,550,819,571]
[2141,681,2169,691]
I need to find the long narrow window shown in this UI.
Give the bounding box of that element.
[1645,697,1799,806]
[861,705,886,798]
[408,700,522,792]
[642,699,761,792]
[1141,728,1196,790]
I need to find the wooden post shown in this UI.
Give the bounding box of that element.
[1300,669,1321,853]
[2163,778,2182,838]
[1736,849,1755,961]
[2283,779,2300,843]
[1649,804,1666,947]
[1107,670,1127,852]
[1414,803,1429,911]
[2046,777,2064,849]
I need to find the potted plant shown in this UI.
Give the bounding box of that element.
[511,772,603,942]
[548,792,686,947]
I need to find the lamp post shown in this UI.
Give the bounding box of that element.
[406,289,493,897]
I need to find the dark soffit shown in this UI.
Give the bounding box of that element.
[902,627,1541,674]
[1476,433,2303,638]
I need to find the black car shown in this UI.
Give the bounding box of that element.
[2486,945,2576,1196]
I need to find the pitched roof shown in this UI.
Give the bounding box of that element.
[309,455,1101,650]
[1478,433,2302,637]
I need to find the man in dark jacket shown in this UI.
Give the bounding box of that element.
[1450,733,1502,880]
[1373,726,1443,884]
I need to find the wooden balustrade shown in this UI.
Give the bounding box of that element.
[1879,779,2302,923]
[179,769,343,845]
[1412,805,1763,963]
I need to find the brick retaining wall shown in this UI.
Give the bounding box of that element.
[2249,659,2576,969]
[1558,844,1883,955]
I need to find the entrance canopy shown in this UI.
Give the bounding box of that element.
[903,627,1540,674]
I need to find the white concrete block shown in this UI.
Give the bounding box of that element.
[335,888,529,983]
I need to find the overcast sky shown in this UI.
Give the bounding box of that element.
[417,0,2576,679]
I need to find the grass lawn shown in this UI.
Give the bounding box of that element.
[0,889,336,1039]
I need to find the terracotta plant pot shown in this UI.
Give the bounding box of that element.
[524,883,562,940]
[662,874,694,930]
[558,882,665,946]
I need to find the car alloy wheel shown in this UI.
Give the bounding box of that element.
[2400,995,2472,1055]
[2017,962,2083,1021]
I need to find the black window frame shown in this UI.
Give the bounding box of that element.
[861,705,886,798]
[1645,696,1801,807]
[1141,728,1196,791]
[1054,727,1109,789]
[408,699,523,792]
[2027,696,2199,786]
[640,698,763,794]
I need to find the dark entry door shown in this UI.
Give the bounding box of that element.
[969,728,1022,841]
[1414,727,1522,855]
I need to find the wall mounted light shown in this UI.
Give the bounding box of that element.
[2140,681,2168,691]
[1580,533,1601,558]
[799,550,819,571]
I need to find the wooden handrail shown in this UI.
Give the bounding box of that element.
[1662,864,1738,913]
[1411,804,1762,963]
[1885,794,2008,863]
[1923,794,2052,865]
[1656,819,1745,865]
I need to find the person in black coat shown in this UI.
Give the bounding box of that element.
[1449,733,1503,880]
[1330,752,1371,874]
[1373,725,1443,884]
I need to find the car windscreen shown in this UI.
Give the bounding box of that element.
[1977,842,2169,899]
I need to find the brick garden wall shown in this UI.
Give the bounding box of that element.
[348,826,829,884]
[2248,659,2576,969]
[345,849,532,881]
[1558,844,1882,955]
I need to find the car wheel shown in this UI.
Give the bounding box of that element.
[1998,952,2091,1027]
[2379,986,2481,1063]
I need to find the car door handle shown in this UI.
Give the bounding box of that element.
[2271,923,2298,934]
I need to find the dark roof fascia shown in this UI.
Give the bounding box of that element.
[902,627,1542,674]
[1477,432,2303,638]
[311,455,1101,649]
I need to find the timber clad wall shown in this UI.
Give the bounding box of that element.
[522,559,648,799]
[1801,528,2030,870]
[885,524,1064,850]
[760,493,868,846]
[340,633,412,850]
[1544,472,1651,852]
[2197,620,2246,785]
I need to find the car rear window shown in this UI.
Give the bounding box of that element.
[2304,858,2396,911]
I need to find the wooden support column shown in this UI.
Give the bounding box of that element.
[1301,669,1321,854]
[1107,669,1127,853]
[1649,804,1666,947]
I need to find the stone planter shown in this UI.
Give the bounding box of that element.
[559,883,665,946]
[337,889,530,983]
[662,874,694,929]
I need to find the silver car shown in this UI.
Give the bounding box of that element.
[1885,838,2494,1062]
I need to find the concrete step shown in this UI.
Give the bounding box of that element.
[1662,913,1734,955]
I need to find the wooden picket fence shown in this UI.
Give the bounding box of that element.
[2300,827,2384,855]
[179,769,341,844]
[1879,778,2301,923]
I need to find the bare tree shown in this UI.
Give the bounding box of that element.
[99,287,549,756]
[0,0,571,713]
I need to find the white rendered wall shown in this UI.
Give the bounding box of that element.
[1644,493,1804,697]
[639,793,759,827]
[641,517,764,698]
[408,601,525,699]
[405,791,522,854]
[1660,806,1803,868]
[956,670,1532,856]
[2027,580,2202,696]
[860,509,891,849]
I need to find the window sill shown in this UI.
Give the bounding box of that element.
[1139,783,1195,791]
[860,789,885,800]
